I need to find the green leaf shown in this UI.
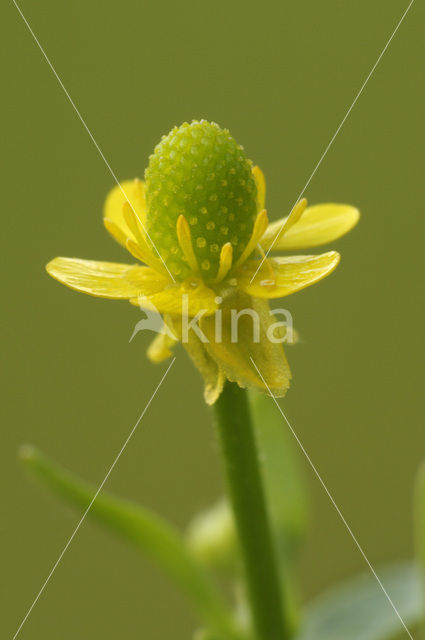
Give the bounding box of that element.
[298,562,422,640]
[248,389,308,561]
[20,445,244,640]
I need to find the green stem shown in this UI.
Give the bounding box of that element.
[213,382,290,640]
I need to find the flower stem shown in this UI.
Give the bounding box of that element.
[213,382,290,640]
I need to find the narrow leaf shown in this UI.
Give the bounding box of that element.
[248,389,308,560]
[20,445,243,640]
[249,390,308,631]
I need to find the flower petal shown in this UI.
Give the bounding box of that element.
[126,237,172,279]
[130,279,218,317]
[46,257,164,299]
[181,324,225,405]
[147,332,178,363]
[145,315,179,363]
[103,179,146,247]
[200,293,291,397]
[262,204,360,250]
[237,252,340,299]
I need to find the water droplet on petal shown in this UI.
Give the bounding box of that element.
[260,279,276,288]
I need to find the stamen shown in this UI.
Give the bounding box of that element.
[279,198,307,237]
[176,215,200,274]
[123,202,145,245]
[212,242,233,283]
[234,209,269,268]
[125,238,170,279]
[256,243,276,285]
[252,166,266,210]
[104,202,170,279]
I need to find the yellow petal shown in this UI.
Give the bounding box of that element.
[147,332,178,363]
[103,179,146,247]
[103,218,128,247]
[180,322,225,405]
[200,293,291,397]
[262,204,360,250]
[252,166,266,210]
[237,251,340,298]
[123,201,146,245]
[46,257,163,299]
[130,278,218,317]
[126,237,172,280]
[166,315,183,341]
[273,198,307,239]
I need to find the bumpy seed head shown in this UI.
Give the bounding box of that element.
[144,120,258,281]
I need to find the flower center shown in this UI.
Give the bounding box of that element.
[144,120,258,281]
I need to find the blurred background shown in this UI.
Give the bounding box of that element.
[2,0,424,637]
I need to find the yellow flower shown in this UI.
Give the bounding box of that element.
[46,121,359,404]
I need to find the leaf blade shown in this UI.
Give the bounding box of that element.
[298,562,422,640]
[20,445,243,640]
[248,390,308,560]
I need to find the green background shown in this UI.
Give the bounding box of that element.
[2,0,424,637]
